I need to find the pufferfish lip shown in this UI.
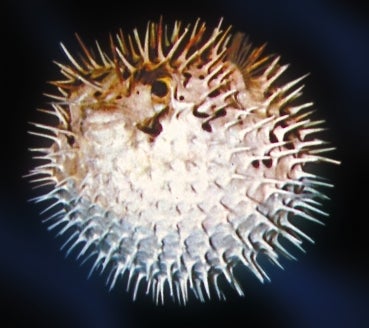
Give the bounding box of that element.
[136,112,166,137]
[28,18,339,305]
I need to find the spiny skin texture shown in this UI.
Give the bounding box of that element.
[29,19,339,304]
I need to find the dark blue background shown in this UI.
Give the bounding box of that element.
[3,0,369,327]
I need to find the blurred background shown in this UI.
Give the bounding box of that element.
[3,0,369,327]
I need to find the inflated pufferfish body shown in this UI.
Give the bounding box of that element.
[29,19,339,304]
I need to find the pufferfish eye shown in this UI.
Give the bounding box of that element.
[151,79,169,98]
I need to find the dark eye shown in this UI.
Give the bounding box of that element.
[151,80,169,98]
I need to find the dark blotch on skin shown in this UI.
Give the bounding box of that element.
[251,160,260,168]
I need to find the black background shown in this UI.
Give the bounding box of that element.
[3,0,369,327]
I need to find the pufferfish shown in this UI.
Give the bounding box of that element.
[28,18,339,304]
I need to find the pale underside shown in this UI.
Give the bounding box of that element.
[29,19,338,304]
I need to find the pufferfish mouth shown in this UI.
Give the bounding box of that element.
[28,18,339,304]
[136,106,169,136]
